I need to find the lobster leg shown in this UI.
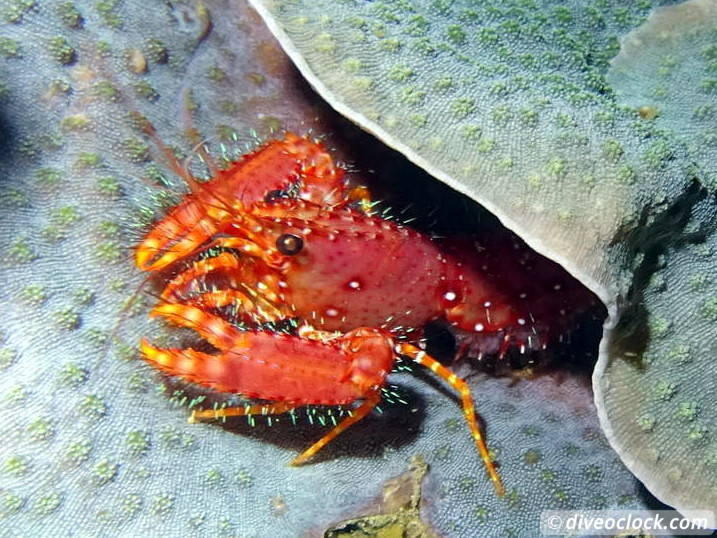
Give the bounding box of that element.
[397,343,505,497]
[189,402,297,423]
[161,252,246,300]
[162,252,283,306]
[290,390,381,465]
[136,190,275,273]
[188,391,381,466]
[188,289,284,324]
[160,244,289,325]
[185,236,278,264]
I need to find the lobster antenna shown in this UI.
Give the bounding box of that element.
[182,133,222,182]
[97,268,158,370]
[79,42,201,195]
[139,119,205,194]
[180,87,220,178]
[75,49,165,356]
[88,51,237,215]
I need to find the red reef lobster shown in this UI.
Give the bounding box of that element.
[136,132,595,497]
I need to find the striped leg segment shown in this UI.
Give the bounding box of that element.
[290,390,381,466]
[190,289,285,324]
[188,236,279,264]
[397,343,505,496]
[189,402,297,423]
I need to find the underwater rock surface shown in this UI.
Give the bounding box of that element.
[250,0,716,523]
[0,0,692,536]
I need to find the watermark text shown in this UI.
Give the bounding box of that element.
[540,510,714,536]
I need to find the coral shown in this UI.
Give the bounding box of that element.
[250,0,717,522]
[597,194,717,514]
[325,455,438,538]
[609,0,717,189]
[0,0,686,537]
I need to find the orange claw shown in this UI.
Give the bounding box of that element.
[135,205,233,271]
[142,302,503,492]
[136,133,355,272]
[142,304,394,406]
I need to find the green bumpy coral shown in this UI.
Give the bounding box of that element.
[250,0,716,522]
[0,0,697,536]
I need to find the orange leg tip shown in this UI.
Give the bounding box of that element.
[135,254,147,270]
[289,454,309,466]
[150,302,185,319]
[139,338,156,357]
[150,303,169,316]
[188,409,216,423]
[134,247,154,270]
[492,477,506,497]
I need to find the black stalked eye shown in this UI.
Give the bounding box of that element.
[276,234,304,255]
[264,189,285,202]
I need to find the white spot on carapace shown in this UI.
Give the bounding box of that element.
[483,301,492,308]
[517,318,526,326]
[443,291,457,301]
[474,323,484,332]
[325,308,339,318]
